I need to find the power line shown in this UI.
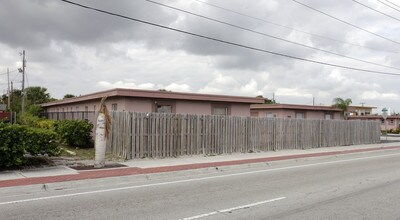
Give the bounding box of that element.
[58,0,400,76]
[193,0,398,54]
[353,0,400,22]
[291,0,400,46]
[11,72,20,82]
[0,69,18,76]
[377,0,400,13]
[144,0,400,71]
[385,0,400,9]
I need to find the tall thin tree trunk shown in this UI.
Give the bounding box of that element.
[94,112,106,168]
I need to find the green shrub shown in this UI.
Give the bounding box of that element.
[55,120,93,148]
[0,123,60,168]
[18,112,40,127]
[18,113,55,130]
[36,119,55,130]
[26,128,60,156]
[0,124,27,168]
[26,105,44,116]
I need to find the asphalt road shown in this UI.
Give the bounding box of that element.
[1,149,400,220]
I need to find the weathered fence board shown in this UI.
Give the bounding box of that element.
[103,112,381,159]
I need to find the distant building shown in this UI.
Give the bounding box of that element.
[349,115,400,130]
[348,105,376,116]
[0,104,11,122]
[346,105,398,130]
[41,88,264,117]
[0,104,6,113]
[250,104,343,120]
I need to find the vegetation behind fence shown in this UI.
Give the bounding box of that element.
[107,112,381,159]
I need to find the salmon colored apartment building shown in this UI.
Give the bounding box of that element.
[250,104,344,120]
[41,88,265,116]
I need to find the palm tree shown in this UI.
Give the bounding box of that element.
[332,97,352,120]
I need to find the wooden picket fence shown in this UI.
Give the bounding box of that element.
[106,112,381,159]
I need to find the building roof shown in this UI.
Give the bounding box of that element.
[42,88,265,107]
[349,115,400,119]
[348,105,377,110]
[250,104,342,112]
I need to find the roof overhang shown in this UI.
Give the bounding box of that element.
[42,88,265,107]
[250,104,342,112]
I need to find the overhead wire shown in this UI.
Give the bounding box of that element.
[192,0,398,54]
[291,0,400,46]
[0,69,19,76]
[144,0,400,71]
[377,0,400,13]
[384,0,400,9]
[353,0,400,22]
[58,0,400,76]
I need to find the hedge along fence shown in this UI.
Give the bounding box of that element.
[0,124,59,168]
[106,112,381,159]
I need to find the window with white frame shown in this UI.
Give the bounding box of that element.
[324,113,333,120]
[111,103,118,111]
[266,112,276,118]
[295,112,305,119]
[212,107,228,116]
[156,105,172,113]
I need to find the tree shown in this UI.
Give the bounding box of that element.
[2,89,22,112]
[256,95,276,104]
[63,94,76,99]
[2,87,54,114]
[25,86,51,105]
[332,97,352,120]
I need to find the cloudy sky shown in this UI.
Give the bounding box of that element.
[1,0,400,113]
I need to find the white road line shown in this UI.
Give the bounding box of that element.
[179,197,286,220]
[1,151,400,206]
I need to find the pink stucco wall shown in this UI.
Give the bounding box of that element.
[45,97,252,116]
[252,109,343,120]
[124,98,153,113]
[348,116,400,130]
[230,103,251,116]
[45,97,125,113]
[382,118,400,130]
[175,101,211,115]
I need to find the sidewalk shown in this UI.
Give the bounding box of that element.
[1,138,400,188]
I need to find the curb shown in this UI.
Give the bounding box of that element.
[1,145,400,188]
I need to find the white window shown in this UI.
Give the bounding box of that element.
[325,114,333,120]
[156,105,172,113]
[296,112,305,119]
[266,112,275,118]
[212,107,228,116]
[111,103,118,111]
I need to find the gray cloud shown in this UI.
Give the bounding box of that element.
[0,0,399,113]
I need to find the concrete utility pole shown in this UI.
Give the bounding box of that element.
[7,68,10,110]
[10,81,13,123]
[20,50,26,113]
